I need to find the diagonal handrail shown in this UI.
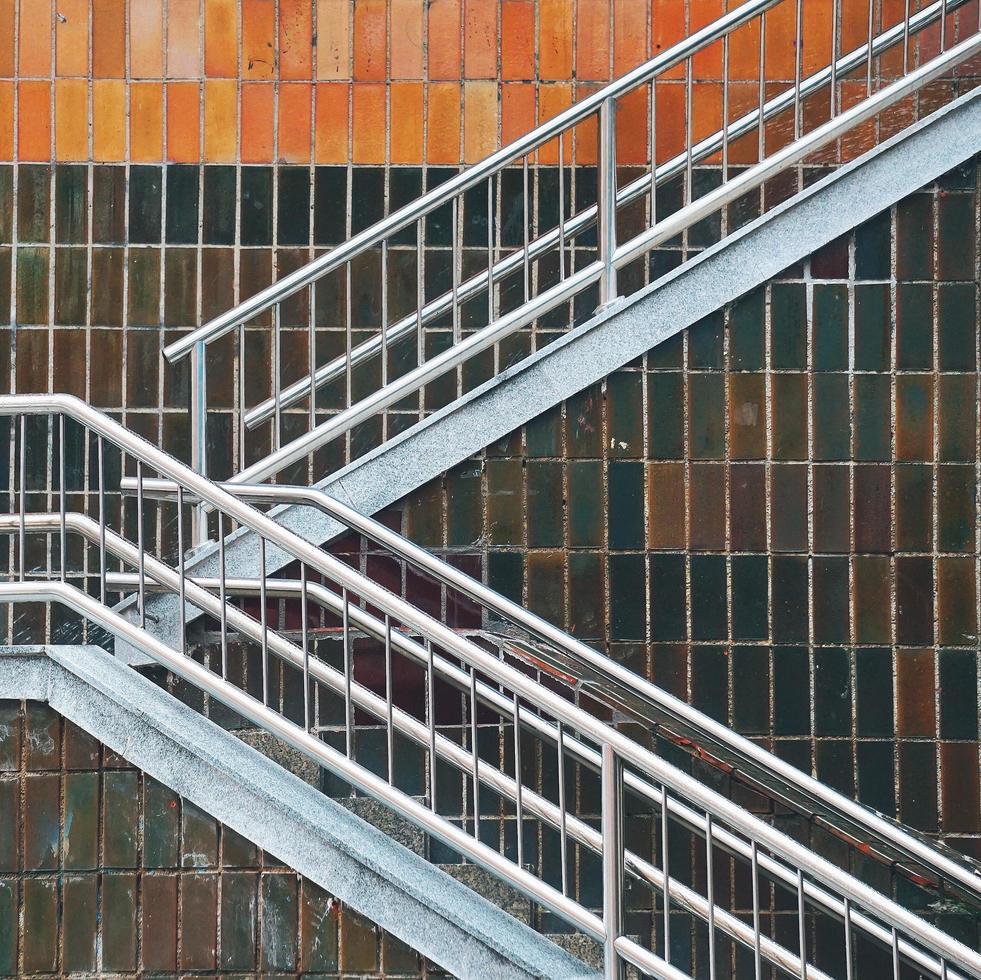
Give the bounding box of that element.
[4,393,981,978]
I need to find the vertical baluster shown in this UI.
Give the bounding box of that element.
[513,693,524,869]
[301,564,310,732]
[136,460,145,627]
[486,176,494,325]
[722,34,730,179]
[661,786,671,963]
[385,614,394,785]
[794,0,803,140]
[797,867,807,980]
[706,813,716,980]
[758,12,767,163]
[649,79,657,225]
[273,305,282,452]
[381,239,389,438]
[601,744,622,980]
[902,0,910,75]
[97,435,106,604]
[218,513,228,679]
[940,0,948,52]
[343,587,353,758]
[345,263,353,414]
[59,414,66,583]
[17,417,25,582]
[416,219,425,418]
[750,841,762,980]
[685,60,693,206]
[598,98,618,305]
[831,0,841,117]
[427,639,437,811]
[238,323,247,472]
[843,897,854,980]
[522,156,530,304]
[260,536,268,704]
[866,0,875,96]
[190,341,208,545]
[309,281,317,433]
[469,666,480,839]
[176,485,187,656]
[557,134,566,282]
[891,927,900,978]
[452,197,460,345]
[557,721,568,896]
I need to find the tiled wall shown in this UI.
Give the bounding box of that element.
[397,156,981,856]
[0,698,438,976]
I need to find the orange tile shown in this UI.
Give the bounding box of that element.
[573,81,601,165]
[92,0,126,77]
[463,80,496,162]
[204,78,237,160]
[167,81,200,162]
[0,0,14,77]
[390,0,423,78]
[576,0,610,81]
[55,78,87,157]
[762,0,796,81]
[427,80,459,163]
[651,0,685,80]
[354,0,386,81]
[316,0,351,80]
[727,16,761,83]
[539,0,573,80]
[653,80,684,160]
[280,0,313,79]
[55,0,88,76]
[352,81,385,163]
[613,0,646,75]
[92,78,125,160]
[616,84,648,165]
[243,0,275,79]
[537,82,571,164]
[19,0,52,76]
[130,81,164,160]
[130,0,164,78]
[390,80,423,162]
[690,0,724,79]
[0,82,13,159]
[167,0,201,77]
[241,82,274,160]
[205,0,238,77]
[501,0,534,81]
[17,81,51,160]
[464,0,496,79]
[314,81,348,162]
[501,81,534,145]
[428,0,461,80]
[278,82,311,161]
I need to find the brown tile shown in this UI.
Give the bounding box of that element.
[180,874,218,970]
[688,462,725,551]
[896,649,935,736]
[852,556,891,645]
[941,742,980,834]
[648,462,685,549]
[896,375,934,462]
[142,874,178,970]
[729,463,766,552]
[728,372,766,460]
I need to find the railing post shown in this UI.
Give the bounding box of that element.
[189,340,209,546]
[598,97,619,308]
[601,742,623,980]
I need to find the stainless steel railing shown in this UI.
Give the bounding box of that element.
[119,477,981,911]
[159,0,980,538]
[3,393,980,978]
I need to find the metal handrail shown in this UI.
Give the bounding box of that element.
[225,30,981,489]
[5,393,981,978]
[242,0,964,432]
[162,0,783,364]
[122,476,981,906]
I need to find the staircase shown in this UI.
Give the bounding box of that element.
[3,0,981,976]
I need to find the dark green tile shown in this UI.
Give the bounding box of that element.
[896,283,932,370]
[854,283,890,371]
[103,770,138,867]
[814,647,850,736]
[812,283,847,370]
[854,208,890,280]
[647,373,684,459]
[895,192,933,280]
[607,371,644,457]
[55,164,88,244]
[220,871,258,970]
[568,460,603,548]
[854,374,891,461]
[772,556,808,643]
[261,874,298,971]
[938,282,977,372]
[22,878,57,973]
[526,460,563,548]
[649,553,685,642]
[813,558,849,644]
[607,461,644,550]
[939,650,979,740]
[728,287,765,371]
[62,874,98,971]
[771,373,806,460]
[690,554,726,641]
[63,771,99,870]
[770,283,806,370]
[855,649,893,737]
[687,372,725,459]
[774,647,810,736]
[731,555,768,641]
[144,777,180,868]
[732,646,769,734]
[812,374,849,461]
[938,191,976,281]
